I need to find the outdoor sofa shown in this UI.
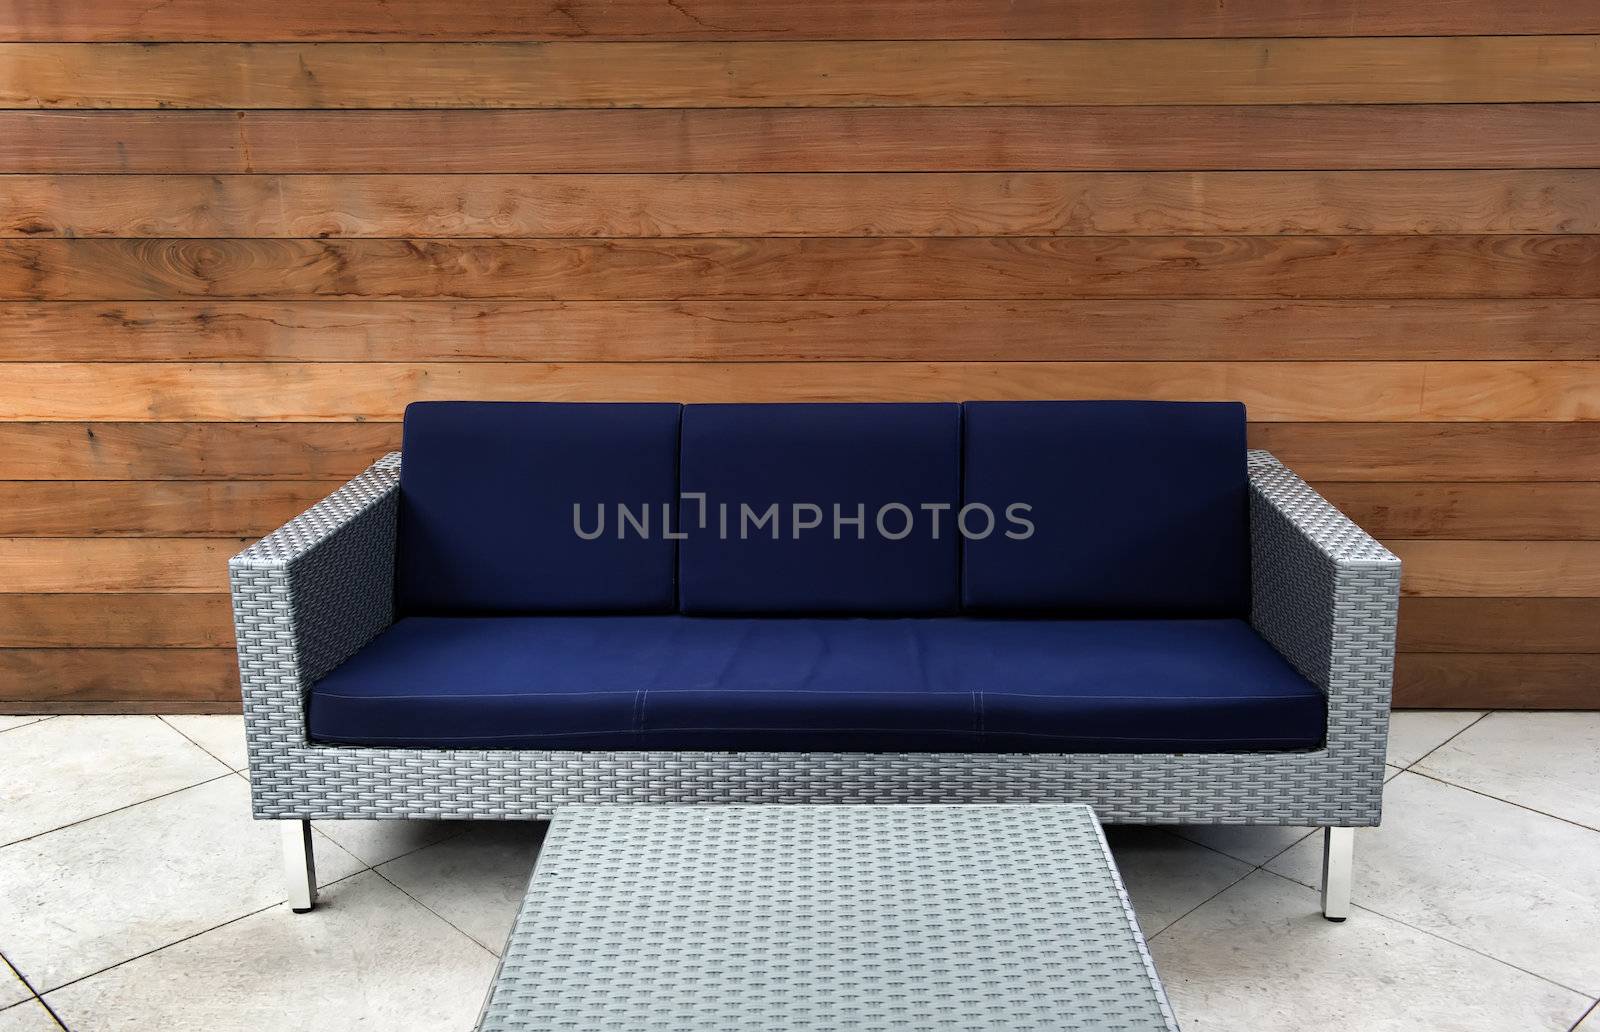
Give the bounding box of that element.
[230,400,1400,920]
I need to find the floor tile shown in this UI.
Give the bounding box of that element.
[1104,826,1252,937]
[1386,710,1483,769]
[0,716,47,734]
[376,821,546,954]
[0,776,364,991]
[1267,772,1600,994]
[0,1001,59,1032]
[0,716,227,846]
[1416,712,1600,830]
[1152,870,1589,1032]
[161,715,248,771]
[45,872,497,1032]
[0,963,28,1010]
[315,818,464,868]
[1574,1002,1600,1031]
[1170,822,1315,867]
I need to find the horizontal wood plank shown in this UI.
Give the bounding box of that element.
[1318,483,1600,540]
[0,648,239,709]
[1250,423,1600,481]
[5,107,1597,173]
[1398,598,1600,654]
[8,421,1593,482]
[6,299,1600,363]
[2,362,1597,422]
[0,593,234,647]
[0,538,243,591]
[1394,653,1599,708]
[0,423,400,479]
[0,481,338,536]
[6,38,1599,108]
[8,172,1599,239]
[6,237,1596,301]
[2,0,1591,41]
[1393,540,1600,597]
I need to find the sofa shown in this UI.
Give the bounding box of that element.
[230,400,1399,919]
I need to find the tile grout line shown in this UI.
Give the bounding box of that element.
[1399,712,1599,831]
[157,715,247,773]
[1150,822,1320,943]
[2,950,70,1031]
[35,868,373,1000]
[314,819,475,873]
[1143,861,1256,943]
[0,717,53,736]
[1401,767,1600,835]
[1253,866,1596,1000]
[1568,998,1599,1032]
[369,865,504,960]
[0,771,237,851]
[1397,710,1490,774]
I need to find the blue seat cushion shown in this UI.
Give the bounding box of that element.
[678,403,962,614]
[962,400,1250,617]
[307,616,1324,753]
[395,401,681,615]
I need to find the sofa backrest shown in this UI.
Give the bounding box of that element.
[395,401,682,615]
[961,400,1249,617]
[678,403,962,614]
[394,399,1248,619]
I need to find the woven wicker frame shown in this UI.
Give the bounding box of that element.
[230,449,1399,827]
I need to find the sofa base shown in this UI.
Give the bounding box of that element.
[246,741,1384,828]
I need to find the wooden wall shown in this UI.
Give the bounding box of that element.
[1,1,1596,713]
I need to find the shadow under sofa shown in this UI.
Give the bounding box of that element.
[229,399,1400,920]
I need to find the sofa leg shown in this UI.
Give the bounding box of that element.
[280,819,317,913]
[1320,826,1354,922]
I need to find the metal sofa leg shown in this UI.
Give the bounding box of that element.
[1320,827,1354,922]
[281,819,317,913]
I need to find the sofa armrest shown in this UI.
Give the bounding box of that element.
[1248,450,1400,752]
[229,453,401,751]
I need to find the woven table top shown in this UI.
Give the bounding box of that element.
[477,804,1178,1031]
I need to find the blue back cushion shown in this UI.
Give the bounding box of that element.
[962,400,1249,616]
[678,403,961,614]
[395,401,681,615]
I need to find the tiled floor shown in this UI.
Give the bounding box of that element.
[0,712,1595,1031]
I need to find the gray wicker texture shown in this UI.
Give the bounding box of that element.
[229,449,1399,828]
[477,804,1179,1032]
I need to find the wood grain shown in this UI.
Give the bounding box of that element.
[0,481,338,536]
[10,299,1600,362]
[0,648,239,709]
[6,107,1598,173]
[6,38,1598,108]
[1394,653,1599,708]
[3,0,1590,41]
[1250,423,1600,482]
[0,538,242,592]
[1318,483,1600,540]
[8,172,1599,239]
[0,594,234,647]
[0,423,400,479]
[4,4,1596,711]
[1398,599,1600,654]
[6,237,1596,302]
[1393,541,1600,597]
[2,361,1597,422]
[7,421,1592,483]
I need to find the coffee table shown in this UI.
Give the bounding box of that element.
[477,804,1178,1031]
